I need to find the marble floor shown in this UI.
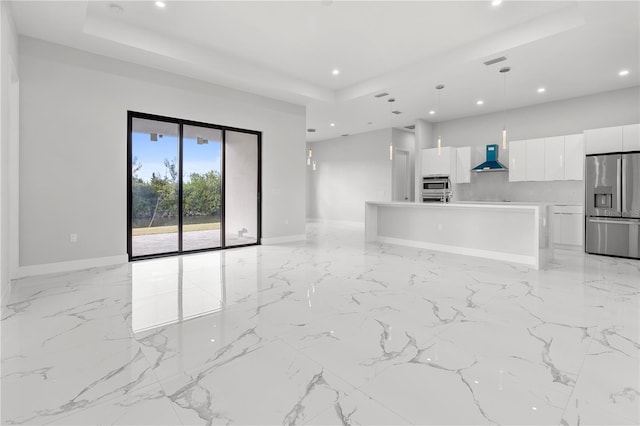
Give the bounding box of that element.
[1,221,639,425]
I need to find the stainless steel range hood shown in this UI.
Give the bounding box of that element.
[472,144,508,172]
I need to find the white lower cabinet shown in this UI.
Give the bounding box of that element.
[553,205,584,247]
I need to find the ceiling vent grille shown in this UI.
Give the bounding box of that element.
[392,110,402,115]
[374,92,389,98]
[307,128,316,132]
[405,125,415,130]
[484,56,507,66]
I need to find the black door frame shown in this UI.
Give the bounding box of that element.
[127,111,262,261]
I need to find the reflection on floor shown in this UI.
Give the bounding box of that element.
[2,221,639,425]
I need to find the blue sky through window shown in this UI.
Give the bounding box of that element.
[132,131,221,183]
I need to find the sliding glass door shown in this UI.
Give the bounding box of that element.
[130,118,180,257]
[182,125,223,251]
[128,112,260,260]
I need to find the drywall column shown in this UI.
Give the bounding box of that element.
[414,119,434,201]
[1,0,19,304]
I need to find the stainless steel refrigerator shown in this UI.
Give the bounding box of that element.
[585,152,640,259]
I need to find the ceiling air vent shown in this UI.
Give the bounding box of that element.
[374,92,389,98]
[341,134,349,137]
[405,125,415,130]
[483,56,507,66]
[307,128,316,133]
[392,110,402,115]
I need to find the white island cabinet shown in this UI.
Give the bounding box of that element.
[365,201,549,269]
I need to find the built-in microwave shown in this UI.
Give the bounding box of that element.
[422,175,452,203]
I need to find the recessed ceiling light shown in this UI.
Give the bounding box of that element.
[619,69,630,76]
[429,110,435,115]
[537,87,546,93]
[476,100,484,105]
[491,0,503,6]
[332,69,340,76]
[155,1,166,8]
[329,123,335,127]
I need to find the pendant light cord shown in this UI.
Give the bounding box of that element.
[503,72,507,132]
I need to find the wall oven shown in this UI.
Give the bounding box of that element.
[422,176,452,203]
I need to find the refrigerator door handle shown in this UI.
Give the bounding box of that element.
[588,218,640,225]
[617,157,622,212]
[621,156,627,214]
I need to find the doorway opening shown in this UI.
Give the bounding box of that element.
[127,112,261,260]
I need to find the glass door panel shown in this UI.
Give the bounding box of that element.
[224,131,259,246]
[182,125,223,251]
[131,118,180,257]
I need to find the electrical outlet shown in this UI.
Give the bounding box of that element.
[285,218,289,225]
[70,233,78,243]
[437,224,443,232]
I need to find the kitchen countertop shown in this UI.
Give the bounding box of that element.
[366,201,542,210]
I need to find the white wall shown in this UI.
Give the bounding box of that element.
[1,1,19,303]
[18,37,306,271]
[307,128,392,223]
[438,86,640,147]
[438,86,640,203]
[225,130,259,240]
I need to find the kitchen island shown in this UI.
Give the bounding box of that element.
[365,201,550,269]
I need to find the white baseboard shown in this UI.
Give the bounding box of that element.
[377,236,538,269]
[306,218,364,227]
[18,254,129,278]
[261,234,306,245]
[1,280,11,308]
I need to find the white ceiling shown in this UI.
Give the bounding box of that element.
[10,1,640,142]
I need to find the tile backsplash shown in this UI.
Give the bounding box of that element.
[454,171,584,204]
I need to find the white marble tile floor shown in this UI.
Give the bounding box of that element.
[2,221,639,425]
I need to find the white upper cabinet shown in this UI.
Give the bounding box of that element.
[564,134,584,180]
[526,138,545,181]
[544,136,564,181]
[511,134,584,182]
[508,140,527,182]
[421,146,453,177]
[623,124,640,152]
[455,146,471,184]
[585,126,623,154]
